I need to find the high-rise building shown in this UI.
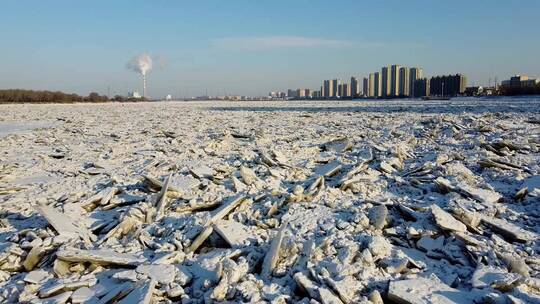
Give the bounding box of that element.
[374,72,382,97]
[287,89,297,98]
[368,73,375,97]
[429,74,467,97]
[390,65,401,97]
[363,77,369,97]
[399,67,410,96]
[323,80,334,98]
[332,79,341,97]
[350,77,359,98]
[409,68,423,98]
[413,78,430,97]
[339,83,350,98]
[381,66,391,97]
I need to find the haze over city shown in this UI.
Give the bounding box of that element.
[1,0,540,97]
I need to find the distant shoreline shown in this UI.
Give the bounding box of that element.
[2,95,540,106]
[2,94,540,105]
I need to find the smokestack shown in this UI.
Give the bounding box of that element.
[127,53,153,98]
[143,73,147,98]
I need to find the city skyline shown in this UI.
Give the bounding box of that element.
[281,64,467,100]
[1,1,540,97]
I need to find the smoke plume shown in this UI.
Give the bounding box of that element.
[126,53,153,76]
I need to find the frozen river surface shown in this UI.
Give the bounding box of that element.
[0,98,539,303]
[0,121,57,138]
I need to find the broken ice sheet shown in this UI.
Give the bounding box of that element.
[214,219,255,247]
[388,275,478,304]
[2,101,540,303]
[56,247,146,266]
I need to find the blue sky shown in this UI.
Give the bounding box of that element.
[1,0,539,97]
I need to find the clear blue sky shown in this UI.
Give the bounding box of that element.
[1,0,539,97]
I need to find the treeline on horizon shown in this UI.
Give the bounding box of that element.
[0,89,146,104]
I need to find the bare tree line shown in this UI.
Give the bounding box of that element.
[0,89,109,104]
[0,89,148,104]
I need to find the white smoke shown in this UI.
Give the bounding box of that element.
[126,53,153,76]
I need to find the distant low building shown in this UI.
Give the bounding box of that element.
[499,75,540,95]
[501,75,540,88]
[128,91,142,98]
[429,74,467,97]
[465,86,483,96]
[269,91,286,99]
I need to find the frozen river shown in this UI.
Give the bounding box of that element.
[0,98,539,303]
[0,121,57,138]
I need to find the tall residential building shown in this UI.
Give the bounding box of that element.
[323,80,334,98]
[399,67,410,96]
[339,83,350,98]
[331,80,337,97]
[381,66,391,97]
[332,79,341,97]
[390,65,401,97]
[374,72,382,97]
[296,89,311,99]
[429,74,467,97]
[363,77,369,97]
[409,68,423,97]
[287,89,297,98]
[350,77,359,98]
[368,73,375,97]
